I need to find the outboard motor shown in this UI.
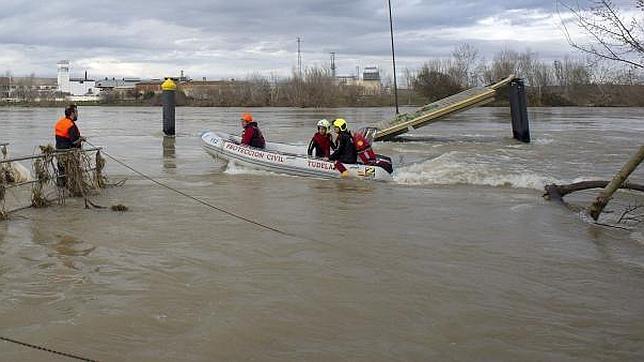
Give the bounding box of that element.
[375,154,394,174]
[353,129,394,174]
[356,127,379,144]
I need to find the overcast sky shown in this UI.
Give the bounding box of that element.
[0,0,635,80]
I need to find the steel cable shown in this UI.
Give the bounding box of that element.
[85,141,310,241]
[1,336,97,362]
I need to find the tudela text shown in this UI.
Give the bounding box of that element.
[307,159,335,170]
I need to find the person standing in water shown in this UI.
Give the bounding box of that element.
[54,104,84,186]
[55,104,83,150]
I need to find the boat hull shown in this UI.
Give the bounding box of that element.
[201,131,393,181]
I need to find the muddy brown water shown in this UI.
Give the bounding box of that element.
[1,106,643,361]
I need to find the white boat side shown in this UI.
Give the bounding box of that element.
[201,131,393,181]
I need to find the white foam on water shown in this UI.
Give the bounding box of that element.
[393,151,559,190]
[571,176,605,183]
[533,138,555,145]
[223,161,300,179]
[223,161,275,176]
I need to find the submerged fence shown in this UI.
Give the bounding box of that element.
[0,143,106,219]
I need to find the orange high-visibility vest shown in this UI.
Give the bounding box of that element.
[55,117,74,139]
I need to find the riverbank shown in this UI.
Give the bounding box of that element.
[3,84,644,108]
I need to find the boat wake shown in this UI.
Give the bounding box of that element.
[393,151,560,190]
[221,147,564,190]
[223,161,276,176]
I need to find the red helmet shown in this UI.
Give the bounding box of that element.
[241,113,254,123]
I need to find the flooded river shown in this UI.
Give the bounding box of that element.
[1,106,643,361]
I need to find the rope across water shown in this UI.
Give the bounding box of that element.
[85,141,312,242]
[1,336,97,361]
[2,141,322,360]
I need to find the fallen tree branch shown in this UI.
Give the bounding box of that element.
[616,204,642,224]
[544,180,644,201]
[593,221,633,230]
[589,146,644,220]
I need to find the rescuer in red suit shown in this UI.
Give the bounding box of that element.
[307,119,336,158]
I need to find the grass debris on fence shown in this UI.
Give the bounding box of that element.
[0,143,108,219]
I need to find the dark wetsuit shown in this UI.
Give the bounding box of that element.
[329,130,357,164]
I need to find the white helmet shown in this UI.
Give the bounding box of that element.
[317,119,330,130]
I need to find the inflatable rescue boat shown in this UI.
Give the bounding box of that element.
[201,131,393,181]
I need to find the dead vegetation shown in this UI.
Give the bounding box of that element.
[0,144,124,220]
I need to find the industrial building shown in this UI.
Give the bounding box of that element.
[334,66,382,94]
[57,60,99,100]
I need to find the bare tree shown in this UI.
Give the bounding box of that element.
[451,42,480,87]
[517,52,554,104]
[553,57,591,87]
[413,61,463,102]
[482,49,520,83]
[591,59,640,84]
[558,0,643,68]
[402,67,415,104]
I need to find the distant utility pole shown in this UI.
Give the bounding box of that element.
[330,52,336,78]
[297,37,302,78]
[388,0,399,114]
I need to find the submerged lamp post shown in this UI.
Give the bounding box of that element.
[388,0,399,115]
[161,78,177,136]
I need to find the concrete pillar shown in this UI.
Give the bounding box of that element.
[161,78,176,136]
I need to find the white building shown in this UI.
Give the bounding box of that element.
[57,60,70,93]
[57,60,97,98]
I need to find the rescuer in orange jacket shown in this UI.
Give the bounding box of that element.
[55,105,83,150]
[54,105,84,187]
[240,113,266,149]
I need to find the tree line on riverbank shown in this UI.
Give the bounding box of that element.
[126,44,644,108]
[412,43,644,107]
[3,44,643,108]
[157,48,644,108]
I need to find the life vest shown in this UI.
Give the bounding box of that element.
[312,133,333,158]
[243,122,266,149]
[353,132,376,165]
[55,117,75,139]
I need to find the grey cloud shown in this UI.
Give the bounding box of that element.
[0,0,585,78]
